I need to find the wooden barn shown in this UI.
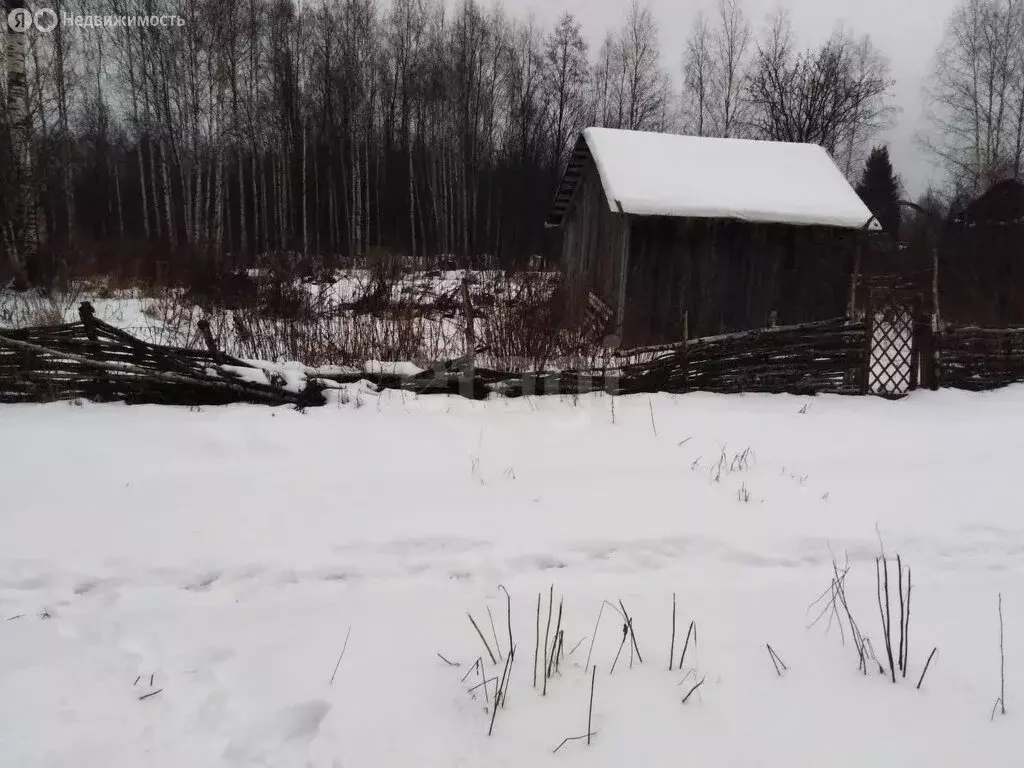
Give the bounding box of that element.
[545,128,880,346]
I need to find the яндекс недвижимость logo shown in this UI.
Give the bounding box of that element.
[7,7,184,32]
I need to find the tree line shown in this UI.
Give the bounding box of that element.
[0,0,1016,290]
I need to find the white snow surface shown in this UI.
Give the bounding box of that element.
[584,127,881,229]
[1,388,1021,766]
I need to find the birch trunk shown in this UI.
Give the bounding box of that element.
[195,161,206,247]
[5,2,36,287]
[138,145,150,239]
[278,152,287,251]
[340,143,351,259]
[284,146,293,252]
[271,155,279,251]
[214,153,224,257]
[181,162,193,247]
[364,131,371,253]
[260,151,270,256]
[54,13,75,245]
[148,140,161,240]
[350,135,360,256]
[408,136,417,261]
[313,141,321,258]
[114,160,125,239]
[238,149,247,258]
[301,132,308,258]
[160,140,176,249]
[328,174,336,257]
[251,151,259,254]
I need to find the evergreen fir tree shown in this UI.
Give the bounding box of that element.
[856,146,902,236]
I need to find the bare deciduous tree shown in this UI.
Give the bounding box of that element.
[682,12,713,136]
[682,0,752,138]
[4,0,37,288]
[924,0,1024,196]
[543,13,588,172]
[620,1,671,131]
[748,13,895,175]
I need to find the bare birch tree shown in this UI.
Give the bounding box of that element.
[4,0,37,287]
[924,0,1024,195]
[543,13,588,172]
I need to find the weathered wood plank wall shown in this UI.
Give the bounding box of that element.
[559,164,627,330]
[622,218,859,346]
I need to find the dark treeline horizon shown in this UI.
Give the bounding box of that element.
[3,0,906,286]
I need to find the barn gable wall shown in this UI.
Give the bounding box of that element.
[559,162,628,328]
[622,218,859,345]
[556,160,860,347]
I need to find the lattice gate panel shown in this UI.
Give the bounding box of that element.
[868,306,915,396]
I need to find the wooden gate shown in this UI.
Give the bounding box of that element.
[862,284,932,397]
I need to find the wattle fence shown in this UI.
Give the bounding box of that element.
[3,304,1024,406]
[616,318,865,396]
[0,303,324,407]
[935,326,1024,391]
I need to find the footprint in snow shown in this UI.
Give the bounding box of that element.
[223,700,332,766]
[184,572,221,592]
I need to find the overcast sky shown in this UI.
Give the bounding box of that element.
[503,0,960,197]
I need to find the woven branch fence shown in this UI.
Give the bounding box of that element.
[616,318,866,396]
[0,304,325,407]
[936,326,1024,391]
[5,308,1024,405]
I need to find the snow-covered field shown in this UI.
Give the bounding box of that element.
[1,388,1021,766]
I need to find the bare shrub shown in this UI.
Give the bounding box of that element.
[480,273,601,372]
[0,282,85,328]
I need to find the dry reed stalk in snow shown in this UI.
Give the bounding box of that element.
[534,592,540,688]
[499,585,513,661]
[588,665,596,744]
[917,647,938,690]
[329,626,352,685]
[548,600,564,679]
[681,677,706,704]
[467,612,497,665]
[543,586,554,696]
[618,600,643,663]
[678,620,696,669]
[486,606,504,661]
[876,557,896,683]
[584,602,606,672]
[994,593,1006,718]
[488,644,515,736]
[766,644,788,676]
[669,593,677,671]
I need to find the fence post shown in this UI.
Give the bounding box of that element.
[460,276,476,400]
[860,295,873,395]
[916,312,937,390]
[79,302,98,341]
[681,310,690,393]
[198,319,224,363]
[461,275,475,357]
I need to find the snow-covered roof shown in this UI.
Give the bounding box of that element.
[547,128,880,230]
